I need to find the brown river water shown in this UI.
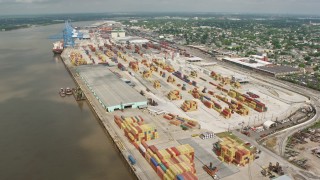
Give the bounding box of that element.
[0,21,133,180]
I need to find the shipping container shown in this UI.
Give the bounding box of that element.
[151,157,158,167]
[128,155,136,165]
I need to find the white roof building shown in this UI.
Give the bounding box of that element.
[223,57,271,68]
[263,120,276,129]
[187,57,203,62]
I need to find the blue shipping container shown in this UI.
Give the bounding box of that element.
[128,155,136,165]
[177,174,184,180]
[176,117,185,123]
[150,157,158,167]
[204,96,211,101]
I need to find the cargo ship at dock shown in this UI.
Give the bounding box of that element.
[52,41,64,54]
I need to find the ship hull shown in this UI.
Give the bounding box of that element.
[52,49,63,54]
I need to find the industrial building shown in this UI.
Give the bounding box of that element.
[222,57,271,69]
[231,75,250,83]
[223,57,302,77]
[255,65,302,77]
[263,120,277,129]
[115,36,149,44]
[187,56,204,63]
[76,65,147,112]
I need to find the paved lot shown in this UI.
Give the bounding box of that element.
[178,138,239,179]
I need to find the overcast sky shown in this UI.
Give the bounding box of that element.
[0,0,319,15]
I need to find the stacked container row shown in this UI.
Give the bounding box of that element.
[114,115,159,144]
[143,142,198,180]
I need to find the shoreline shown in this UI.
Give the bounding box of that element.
[59,52,140,180]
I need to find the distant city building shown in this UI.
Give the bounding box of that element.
[250,55,268,62]
[309,21,320,26]
[129,20,138,23]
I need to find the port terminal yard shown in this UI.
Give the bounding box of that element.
[58,21,319,180]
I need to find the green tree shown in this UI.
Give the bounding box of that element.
[304,56,311,61]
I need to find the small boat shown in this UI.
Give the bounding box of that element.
[59,88,66,97]
[66,87,73,95]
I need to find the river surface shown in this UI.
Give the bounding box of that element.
[0,22,133,180]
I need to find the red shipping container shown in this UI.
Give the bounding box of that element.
[166,148,174,157]
[186,172,198,180]
[135,126,143,133]
[190,152,195,160]
[156,151,163,160]
[163,162,170,169]
[132,142,139,149]
[164,114,173,120]
[151,161,157,172]
[124,128,129,135]
[115,120,122,129]
[157,166,164,179]
[171,147,180,156]
[177,163,186,173]
[161,158,168,165]
[176,156,185,163]
[130,129,136,136]
[171,156,179,164]
[168,113,176,117]
[138,116,145,122]
[180,172,190,180]
[187,122,195,127]
[114,115,121,121]
[149,145,158,153]
[141,140,149,149]
[130,117,136,123]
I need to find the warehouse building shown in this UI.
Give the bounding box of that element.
[76,65,148,112]
[222,57,271,69]
[255,65,302,77]
[263,120,277,129]
[223,57,302,77]
[115,36,149,44]
[187,56,204,63]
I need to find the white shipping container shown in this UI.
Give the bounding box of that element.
[139,143,146,153]
[203,69,210,75]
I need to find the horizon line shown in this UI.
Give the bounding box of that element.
[1,11,320,17]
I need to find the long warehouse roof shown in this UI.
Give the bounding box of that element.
[76,65,147,108]
[256,65,300,74]
[223,57,271,68]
